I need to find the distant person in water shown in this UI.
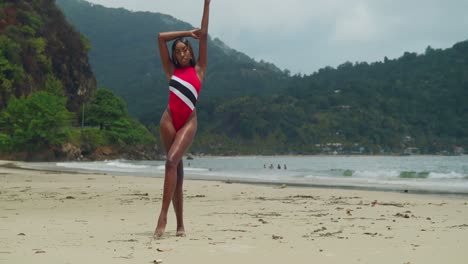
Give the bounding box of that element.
[154,0,211,238]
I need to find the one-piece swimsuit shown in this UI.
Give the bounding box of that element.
[168,66,201,131]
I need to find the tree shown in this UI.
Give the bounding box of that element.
[86,88,127,130]
[82,88,155,146]
[0,91,73,151]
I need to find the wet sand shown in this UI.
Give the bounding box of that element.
[1,160,468,263]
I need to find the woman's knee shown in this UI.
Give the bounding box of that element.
[165,156,181,170]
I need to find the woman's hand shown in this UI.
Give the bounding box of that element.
[190,28,202,39]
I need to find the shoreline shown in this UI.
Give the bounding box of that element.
[4,159,468,198]
[1,159,468,263]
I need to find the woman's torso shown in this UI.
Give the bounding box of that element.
[167,67,202,130]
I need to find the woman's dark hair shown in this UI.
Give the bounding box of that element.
[171,38,196,67]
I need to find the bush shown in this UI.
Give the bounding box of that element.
[85,88,127,130]
[79,127,109,152]
[107,118,156,146]
[0,133,12,152]
[84,88,156,146]
[0,91,73,151]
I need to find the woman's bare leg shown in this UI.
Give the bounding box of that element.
[155,112,197,237]
[155,111,176,237]
[173,161,185,236]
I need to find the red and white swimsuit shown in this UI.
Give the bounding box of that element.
[168,66,201,131]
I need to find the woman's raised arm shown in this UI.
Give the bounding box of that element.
[196,0,210,81]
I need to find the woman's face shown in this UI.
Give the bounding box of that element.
[174,41,192,67]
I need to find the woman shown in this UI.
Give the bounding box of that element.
[155,0,210,238]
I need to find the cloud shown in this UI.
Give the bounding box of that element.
[331,2,379,43]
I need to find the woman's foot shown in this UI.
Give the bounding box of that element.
[154,215,167,238]
[176,227,186,237]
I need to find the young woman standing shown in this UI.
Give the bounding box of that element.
[155,0,211,238]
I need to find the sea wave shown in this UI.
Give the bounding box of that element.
[56,161,210,174]
[429,171,466,179]
[154,165,209,172]
[56,160,149,172]
[344,169,401,178]
[334,169,466,180]
[105,161,149,169]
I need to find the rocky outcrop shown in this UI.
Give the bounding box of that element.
[62,143,161,161]
[60,142,81,160]
[1,143,161,162]
[86,145,161,161]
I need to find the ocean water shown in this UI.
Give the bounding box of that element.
[31,155,468,195]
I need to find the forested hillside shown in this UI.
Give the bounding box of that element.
[0,0,95,112]
[196,43,468,154]
[0,0,157,161]
[282,44,468,153]
[56,0,468,155]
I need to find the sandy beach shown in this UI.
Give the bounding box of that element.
[1,160,467,264]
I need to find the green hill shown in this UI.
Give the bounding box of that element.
[0,0,157,161]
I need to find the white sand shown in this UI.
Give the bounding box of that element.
[1,160,468,263]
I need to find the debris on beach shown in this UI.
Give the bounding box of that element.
[127,193,148,196]
[107,239,138,243]
[449,224,468,229]
[313,227,327,233]
[156,248,172,252]
[319,230,343,237]
[379,202,405,207]
[395,212,410,218]
[372,200,406,207]
[187,194,206,198]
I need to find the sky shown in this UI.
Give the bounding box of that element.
[84,0,468,75]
